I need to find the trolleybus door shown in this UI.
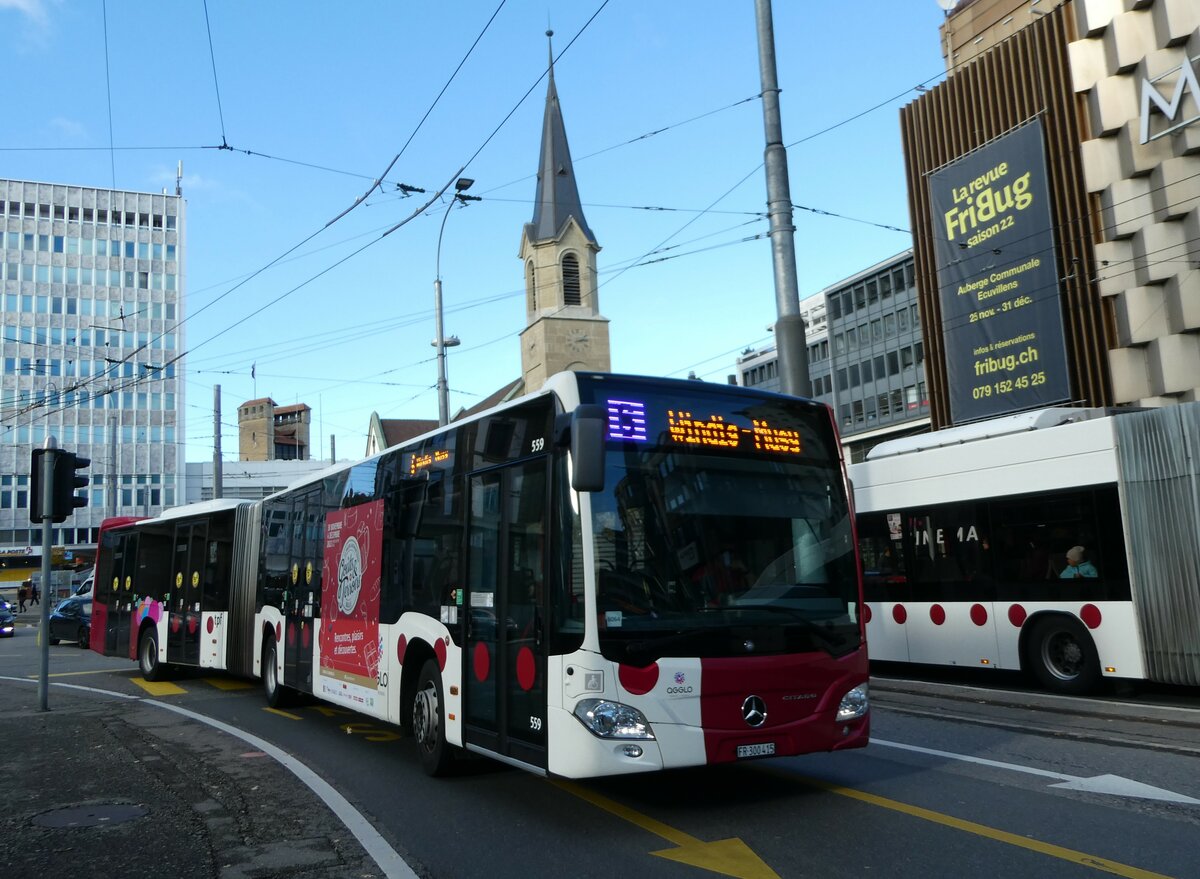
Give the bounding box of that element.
[104,532,138,658]
[464,459,548,770]
[168,521,206,666]
[285,489,319,695]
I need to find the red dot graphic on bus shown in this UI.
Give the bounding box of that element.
[1080,604,1102,629]
[170,616,181,634]
[206,617,214,635]
[1008,604,1027,627]
[396,634,407,663]
[864,604,872,624]
[930,604,946,625]
[302,624,311,649]
[473,642,490,682]
[188,616,198,635]
[516,646,536,692]
[970,604,988,626]
[434,637,448,671]
[891,604,907,624]
[275,622,283,643]
[287,622,296,645]
[618,662,659,695]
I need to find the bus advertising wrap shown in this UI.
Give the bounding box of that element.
[318,500,383,700]
[927,118,1070,424]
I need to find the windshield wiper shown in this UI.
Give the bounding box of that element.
[623,627,713,660]
[732,604,853,653]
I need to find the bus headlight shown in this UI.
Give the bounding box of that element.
[836,683,869,722]
[573,699,655,740]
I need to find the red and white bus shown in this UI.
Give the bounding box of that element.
[851,403,1200,695]
[93,372,869,778]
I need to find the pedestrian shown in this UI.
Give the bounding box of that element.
[30,582,39,606]
[18,583,28,612]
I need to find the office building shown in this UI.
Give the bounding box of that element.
[0,179,185,550]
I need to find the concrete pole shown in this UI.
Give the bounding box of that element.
[108,415,117,517]
[213,384,223,499]
[754,0,809,397]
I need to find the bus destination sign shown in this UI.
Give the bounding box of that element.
[606,397,802,456]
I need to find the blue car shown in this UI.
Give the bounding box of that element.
[0,607,14,638]
[48,596,91,648]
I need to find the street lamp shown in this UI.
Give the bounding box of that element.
[433,177,475,426]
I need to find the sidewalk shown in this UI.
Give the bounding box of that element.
[0,682,392,878]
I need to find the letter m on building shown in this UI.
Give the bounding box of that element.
[1140,55,1200,144]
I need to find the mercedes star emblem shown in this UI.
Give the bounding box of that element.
[742,694,767,728]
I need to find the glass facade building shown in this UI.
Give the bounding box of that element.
[737,250,930,462]
[0,179,185,550]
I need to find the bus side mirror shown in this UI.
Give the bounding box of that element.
[570,404,606,493]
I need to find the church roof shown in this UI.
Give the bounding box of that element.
[526,41,596,246]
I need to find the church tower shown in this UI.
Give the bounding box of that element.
[519,33,610,392]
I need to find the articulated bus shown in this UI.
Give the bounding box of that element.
[851,403,1200,695]
[91,372,869,778]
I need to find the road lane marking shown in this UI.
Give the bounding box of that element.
[203,677,254,691]
[873,738,1200,805]
[129,677,187,696]
[553,779,780,879]
[797,775,1176,879]
[264,707,303,720]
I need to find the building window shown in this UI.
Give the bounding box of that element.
[526,260,536,312]
[562,254,581,306]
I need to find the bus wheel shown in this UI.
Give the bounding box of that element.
[262,636,291,708]
[1029,615,1101,696]
[77,625,90,649]
[413,659,453,776]
[139,629,165,682]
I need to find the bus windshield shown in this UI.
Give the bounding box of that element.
[580,379,860,663]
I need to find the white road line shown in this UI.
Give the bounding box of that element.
[872,737,1200,805]
[1,675,419,878]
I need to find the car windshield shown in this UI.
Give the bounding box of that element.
[582,385,861,663]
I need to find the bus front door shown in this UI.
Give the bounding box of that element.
[105,532,138,658]
[168,521,206,667]
[464,459,548,771]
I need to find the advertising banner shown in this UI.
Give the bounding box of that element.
[928,118,1070,424]
[318,500,383,693]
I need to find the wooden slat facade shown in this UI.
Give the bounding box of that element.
[900,3,1113,429]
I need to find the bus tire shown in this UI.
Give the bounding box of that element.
[413,659,453,777]
[1028,615,1101,696]
[262,636,292,708]
[139,628,165,681]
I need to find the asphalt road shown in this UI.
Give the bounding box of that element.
[2,621,1198,879]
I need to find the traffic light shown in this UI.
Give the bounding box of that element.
[28,449,90,524]
[53,451,90,521]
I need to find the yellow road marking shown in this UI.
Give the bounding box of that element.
[553,780,779,879]
[264,707,303,720]
[799,776,1176,879]
[129,677,187,696]
[203,677,254,691]
[32,668,121,678]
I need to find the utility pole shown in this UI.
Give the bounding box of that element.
[755,0,809,397]
[37,438,55,711]
[213,385,223,499]
[108,415,117,517]
[330,434,336,465]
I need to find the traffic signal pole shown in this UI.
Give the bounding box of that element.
[37,438,56,711]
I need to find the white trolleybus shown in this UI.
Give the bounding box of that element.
[91,372,869,778]
[851,402,1200,695]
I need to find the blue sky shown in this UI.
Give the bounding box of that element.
[2,1,948,463]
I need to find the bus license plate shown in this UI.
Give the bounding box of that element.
[737,742,775,759]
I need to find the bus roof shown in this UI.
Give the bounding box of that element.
[864,407,1109,461]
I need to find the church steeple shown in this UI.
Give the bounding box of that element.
[527,33,595,245]
[518,30,609,393]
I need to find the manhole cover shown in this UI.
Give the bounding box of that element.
[33,804,148,828]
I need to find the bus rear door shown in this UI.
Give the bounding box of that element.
[464,458,549,771]
[103,532,138,658]
[168,521,206,666]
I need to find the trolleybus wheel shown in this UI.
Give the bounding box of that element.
[139,628,165,681]
[262,636,292,708]
[413,659,453,776]
[1028,615,1101,696]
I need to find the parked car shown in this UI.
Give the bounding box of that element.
[74,575,93,597]
[0,607,14,638]
[47,596,91,648]
[0,596,16,615]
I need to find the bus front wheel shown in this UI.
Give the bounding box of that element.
[1028,615,1101,696]
[139,629,165,681]
[413,659,453,776]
